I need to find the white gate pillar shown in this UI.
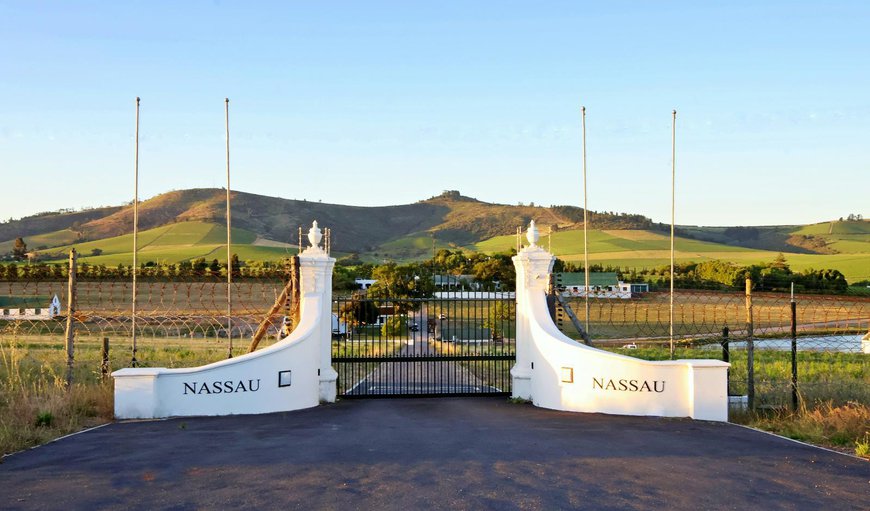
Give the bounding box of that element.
[298,221,338,403]
[112,221,337,419]
[511,220,554,399]
[509,220,729,421]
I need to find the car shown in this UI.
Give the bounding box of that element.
[438,313,448,320]
[409,323,420,332]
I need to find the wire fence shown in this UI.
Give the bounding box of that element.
[2,276,867,409]
[554,289,869,408]
[0,277,290,368]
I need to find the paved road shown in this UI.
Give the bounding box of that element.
[2,398,868,510]
[345,336,496,396]
[344,304,502,396]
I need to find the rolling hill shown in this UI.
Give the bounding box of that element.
[0,188,653,255]
[1,189,867,282]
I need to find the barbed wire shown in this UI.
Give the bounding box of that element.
[556,290,868,407]
[2,279,867,407]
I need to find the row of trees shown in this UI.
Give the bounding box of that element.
[332,249,517,295]
[553,254,849,293]
[0,249,853,294]
[0,256,284,280]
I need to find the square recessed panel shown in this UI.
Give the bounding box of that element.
[561,367,574,383]
[278,370,292,388]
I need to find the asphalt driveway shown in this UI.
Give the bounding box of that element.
[1,398,868,510]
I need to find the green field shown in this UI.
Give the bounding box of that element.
[473,228,870,283]
[0,229,81,253]
[794,220,870,236]
[791,221,870,254]
[35,221,296,265]
[373,233,462,261]
[475,229,761,254]
[15,218,870,284]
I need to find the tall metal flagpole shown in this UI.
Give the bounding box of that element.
[131,97,140,367]
[670,109,677,359]
[225,98,233,358]
[581,106,590,339]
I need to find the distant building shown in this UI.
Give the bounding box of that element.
[1,294,62,320]
[354,278,377,290]
[554,272,648,299]
[434,274,481,291]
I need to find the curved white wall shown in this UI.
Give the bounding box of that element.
[512,242,729,422]
[113,239,336,419]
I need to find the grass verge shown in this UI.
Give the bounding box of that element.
[732,401,870,459]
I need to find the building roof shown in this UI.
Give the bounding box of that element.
[554,272,619,287]
[433,274,475,285]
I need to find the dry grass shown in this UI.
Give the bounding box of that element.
[737,401,870,459]
[0,333,235,457]
[0,336,114,457]
[0,382,113,457]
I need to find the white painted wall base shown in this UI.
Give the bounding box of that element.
[113,223,336,419]
[512,223,730,422]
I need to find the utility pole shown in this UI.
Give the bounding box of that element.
[581,106,590,339]
[131,97,140,367]
[225,98,233,358]
[669,109,677,360]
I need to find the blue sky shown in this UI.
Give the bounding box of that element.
[1,1,868,226]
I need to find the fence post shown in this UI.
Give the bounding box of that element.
[64,249,77,388]
[790,284,798,411]
[721,326,730,397]
[745,277,754,409]
[101,337,110,381]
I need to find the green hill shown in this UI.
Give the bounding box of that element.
[36,221,294,265]
[0,188,654,256]
[1,189,866,282]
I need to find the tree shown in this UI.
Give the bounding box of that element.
[90,248,103,257]
[230,253,241,278]
[333,266,359,293]
[209,259,221,276]
[339,291,379,327]
[770,253,789,270]
[472,256,514,291]
[380,316,406,337]
[367,263,434,312]
[483,301,513,341]
[12,238,27,261]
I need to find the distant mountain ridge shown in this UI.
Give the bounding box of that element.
[0,189,656,253]
[0,188,866,258]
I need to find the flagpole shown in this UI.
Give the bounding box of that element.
[131,97,140,367]
[225,98,233,358]
[669,109,677,360]
[581,106,590,341]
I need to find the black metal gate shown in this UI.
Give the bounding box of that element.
[332,297,515,398]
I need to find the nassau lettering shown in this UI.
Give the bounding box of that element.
[182,379,261,395]
[591,377,666,393]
